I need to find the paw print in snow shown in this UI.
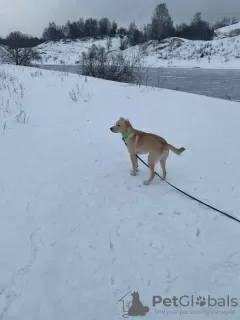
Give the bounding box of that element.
[196,296,206,307]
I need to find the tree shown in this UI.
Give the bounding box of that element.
[106,37,112,51]
[143,24,152,42]
[231,16,238,24]
[128,22,137,43]
[128,22,144,46]
[109,21,118,37]
[5,31,43,48]
[118,27,128,38]
[6,31,24,46]
[3,46,42,66]
[99,18,111,36]
[151,3,175,40]
[175,12,214,41]
[213,16,239,30]
[191,12,202,25]
[128,22,137,35]
[42,22,64,40]
[67,21,81,39]
[84,18,99,36]
[119,38,129,50]
[175,23,188,33]
[189,12,214,40]
[77,18,85,37]
[0,36,6,46]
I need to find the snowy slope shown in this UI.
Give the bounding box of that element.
[124,36,240,69]
[34,31,240,69]
[1,64,240,320]
[37,37,123,65]
[215,22,240,38]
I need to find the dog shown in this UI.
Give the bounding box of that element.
[110,117,185,185]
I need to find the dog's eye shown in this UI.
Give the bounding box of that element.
[117,124,120,126]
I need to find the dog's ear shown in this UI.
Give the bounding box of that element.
[120,117,125,120]
[125,119,131,126]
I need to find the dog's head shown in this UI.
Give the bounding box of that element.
[110,117,132,134]
[131,291,140,300]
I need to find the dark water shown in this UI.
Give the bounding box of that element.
[34,64,240,102]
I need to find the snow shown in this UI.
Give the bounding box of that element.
[1,64,240,319]
[215,22,240,36]
[33,32,240,69]
[36,37,123,65]
[124,37,240,69]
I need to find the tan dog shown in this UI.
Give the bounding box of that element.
[110,117,185,185]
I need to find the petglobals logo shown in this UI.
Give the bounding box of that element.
[117,291,150,318]
[152,295,239,308]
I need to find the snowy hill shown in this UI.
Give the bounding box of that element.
[124,36,240,69]
[1,64,240,319]
[36,36,123,65]
[32,23,240,69]
[215,22,240,38]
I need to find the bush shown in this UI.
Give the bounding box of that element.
[229,29,240,37]
[119,38,129,50]
[80,44,145,84]
[3,46,42,66]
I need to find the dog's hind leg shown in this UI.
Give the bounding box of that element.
[143,153,159,185]
[160,159,167,180]
[160,149,169,180]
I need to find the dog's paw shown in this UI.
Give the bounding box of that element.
[130,171,137,176]
[143,180,150,185]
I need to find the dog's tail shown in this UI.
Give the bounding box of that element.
[166,144,186,155]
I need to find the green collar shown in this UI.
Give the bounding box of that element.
[122,130,134,142]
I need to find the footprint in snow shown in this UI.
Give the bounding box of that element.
[196,228,200,237]
[174,212,182,215]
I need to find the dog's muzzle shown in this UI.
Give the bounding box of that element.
[110,127,113,132]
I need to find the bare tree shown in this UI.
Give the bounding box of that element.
[3,46,42,66]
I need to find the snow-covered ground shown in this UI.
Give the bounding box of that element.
[1,64,240,320]
[125,36,240,69]
[36,37,122,65]
[30,22,240,69]
[215,22,240,38]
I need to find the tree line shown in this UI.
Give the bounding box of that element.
[0,3,238,48]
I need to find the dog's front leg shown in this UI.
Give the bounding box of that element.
[130,153,138,176]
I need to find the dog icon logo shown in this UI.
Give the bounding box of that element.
[117,291,150,318]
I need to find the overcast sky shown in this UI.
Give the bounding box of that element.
[0,0,240,37]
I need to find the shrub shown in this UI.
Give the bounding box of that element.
[80,44,145,84]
